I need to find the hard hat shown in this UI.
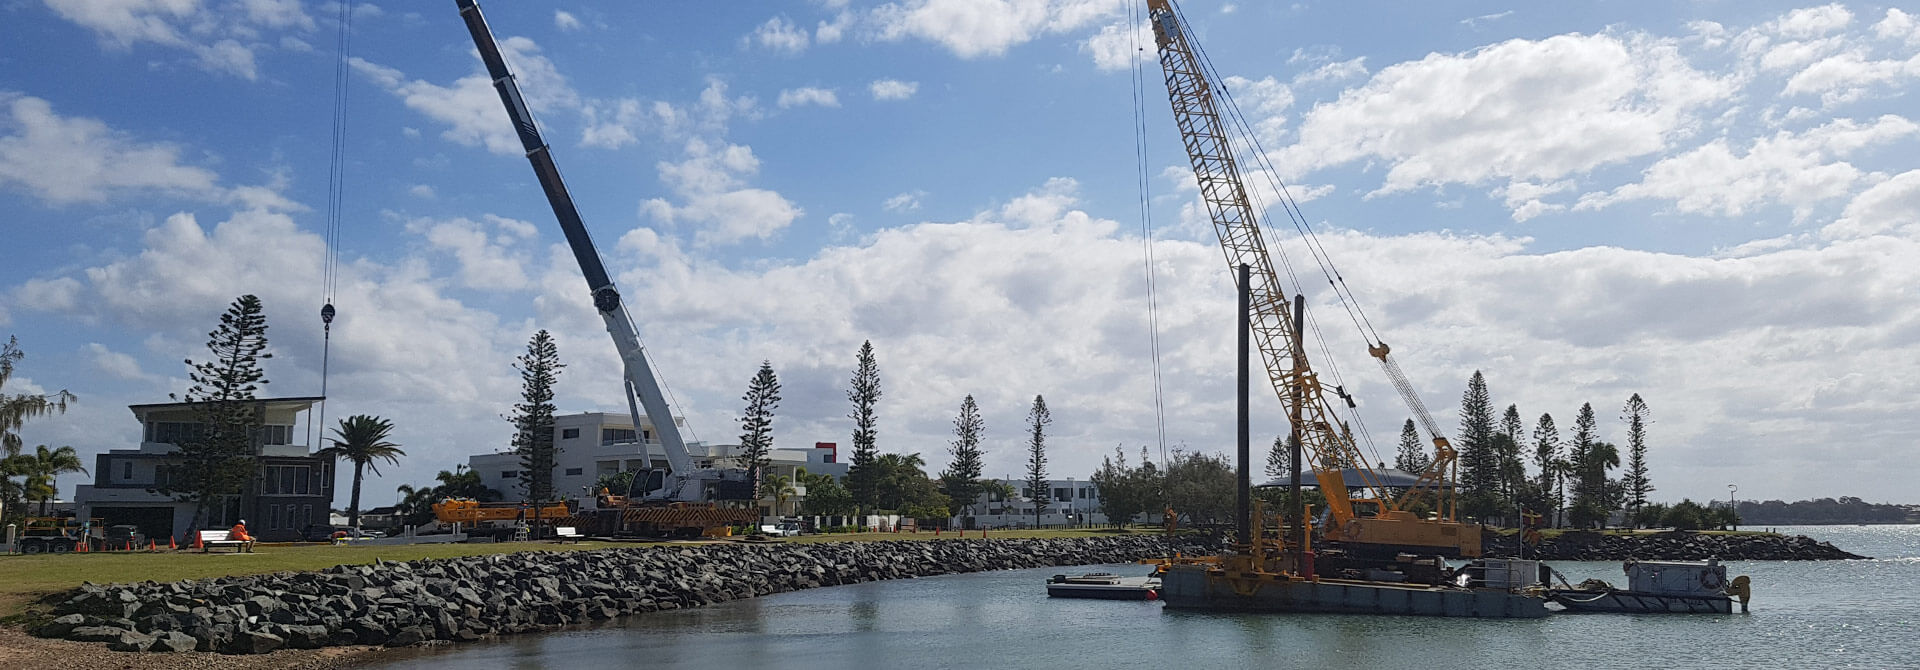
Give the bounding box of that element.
[238,519,247,525]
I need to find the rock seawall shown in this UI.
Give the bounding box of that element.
[1485,530,1867,561]
[35,535,1212,654]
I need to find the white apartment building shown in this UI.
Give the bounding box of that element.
[953,477,1111,528]
[469,412,848,511]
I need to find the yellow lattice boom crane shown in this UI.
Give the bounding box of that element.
[1145,0,1479,558]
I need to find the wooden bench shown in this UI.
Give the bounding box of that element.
[551,526,584,543]
[199,530,251,553]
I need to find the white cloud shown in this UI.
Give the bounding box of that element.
[1083,21,1140,72]
[1499,179,1574,222]
[749,16,810,54]
[1822,169,1920,239]
[42,0,316,80]
[402,214,538,291]
[580,98,643,149]
[883,190,926,212]
[0,93,222,205]
[1770,4,1853,40]
[409,184,435,199]
[351,37,580,155]
[1460,10,1513,29]
[1876,9,1920,46]
[1577,115,1920,218]
[869,79,920,101]
[639,139,803,246]
[1279,32,1736,199]
[868,0,1120,59]
[1292,57,1368,86]
[777,87,841,109]
[85,342,147,381]
[1781,50,1920,107]
[816,12,853,44]
[554,10,582,32]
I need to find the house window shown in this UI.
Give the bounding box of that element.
[258,425,292,445]
[1054,488,1071,501]
[602,428,637,444]
[268,504,281,530]
[302,504,313,529]
[562,428,580,439]
[564,467,583,476]
[502,471,519,479]
[263,465,312,495]
[122,460,133,480]
[149,421,207,445]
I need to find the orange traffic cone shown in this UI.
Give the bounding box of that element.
[149,539,157,552]
[193,533,203,550]
[78,538,88,553]
[169,536,177,550]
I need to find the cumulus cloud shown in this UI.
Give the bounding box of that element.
[869,79,919,100]
[640,139,803,246]
[1822,169,1920,239]
[402,214,539,291]
[351,37,580,155]
[748,16,810,54]
[1277,32,1736,200]
[0,94,222,205]
[868,0,1120,59]
[883,190,926,212]
[42,0,316,80]
[777,87,841,109]
[85,342,147,381]
[554,10,582,32]
[1577,115,1920,218]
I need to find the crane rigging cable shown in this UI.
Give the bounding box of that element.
[1161,0,1442,466]
[1125,0,1170,468]
[313,0,355,448]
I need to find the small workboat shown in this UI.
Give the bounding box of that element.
[1549,559,1750,614]
[1046,572,1162,600]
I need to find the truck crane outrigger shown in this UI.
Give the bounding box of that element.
[1145,0,1480,561]
[452,0,756,537]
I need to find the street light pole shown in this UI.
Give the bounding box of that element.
[1727,483,1738,531]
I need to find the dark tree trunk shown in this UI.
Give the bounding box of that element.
[348,461,364,528]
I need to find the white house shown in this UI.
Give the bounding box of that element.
[468,412,848,512]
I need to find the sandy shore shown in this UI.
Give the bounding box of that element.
[0,626,395,669]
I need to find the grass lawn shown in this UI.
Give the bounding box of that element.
[0,527,1134,618]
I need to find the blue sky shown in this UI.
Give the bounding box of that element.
[4,1,1918,507]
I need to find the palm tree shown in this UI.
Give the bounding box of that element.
[762,473,797,515]
[316,415,405,528]
[21,445,86,515]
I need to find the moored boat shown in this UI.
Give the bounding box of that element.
[1549,559,1750,614]
[1046,572,1163,600]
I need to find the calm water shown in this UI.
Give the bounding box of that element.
[378,525,1920,669]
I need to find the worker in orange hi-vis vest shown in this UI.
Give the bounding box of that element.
[229,520,257,553]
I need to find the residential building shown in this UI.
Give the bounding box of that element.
[74,397,335,543]
[468,412,847,512]
[955,478,1112,528]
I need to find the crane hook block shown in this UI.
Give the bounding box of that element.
[1367,342,1391,359]
[320,303,335,325]
[593,287,622,313]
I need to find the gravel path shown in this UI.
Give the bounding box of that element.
[0,626,389,669]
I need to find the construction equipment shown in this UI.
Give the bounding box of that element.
[454,1,756,537]
[431,498,574,541]
[1144,0,1480,560]
[14,516,102,554]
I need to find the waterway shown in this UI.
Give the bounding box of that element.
[376,525,1919,669]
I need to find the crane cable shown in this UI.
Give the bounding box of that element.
[1126,0,1169,470]
[1165,2,1396,470]
[313,0,355,448]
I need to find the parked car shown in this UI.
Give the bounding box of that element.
[301,525,385,542]
[758,523,800,537]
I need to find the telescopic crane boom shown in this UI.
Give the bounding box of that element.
[1145,0,1478,558]
[455,0,748,506]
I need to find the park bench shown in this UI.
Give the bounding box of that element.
[551,526,584,543]
[198,529,251,553]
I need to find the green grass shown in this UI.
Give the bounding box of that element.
[0,528,1134,618]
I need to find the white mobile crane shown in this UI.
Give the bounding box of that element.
[453,0,756,535]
